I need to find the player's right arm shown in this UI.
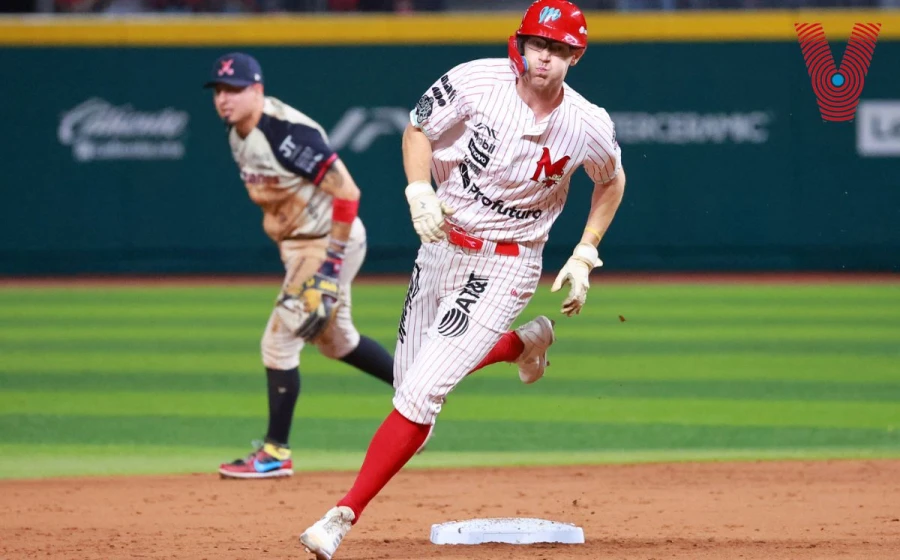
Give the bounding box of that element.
[402,62,473,244]
[402,123,432,186]
[402,124,455,244]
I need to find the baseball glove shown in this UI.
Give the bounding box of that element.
[274,273,341,342]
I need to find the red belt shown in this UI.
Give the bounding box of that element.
[447,227,520,257]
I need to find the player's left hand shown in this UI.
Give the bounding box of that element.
[275,254,342,341]
[550,243,603,317]
[297,272,340,340]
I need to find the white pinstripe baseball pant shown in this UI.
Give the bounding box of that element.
[392,238,543,425]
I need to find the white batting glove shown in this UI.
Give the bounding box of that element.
[405,181,455,243]
[550,243,603,317]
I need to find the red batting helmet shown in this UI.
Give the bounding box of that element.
[508,0,588,77]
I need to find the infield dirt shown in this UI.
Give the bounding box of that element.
[2,459,898,559]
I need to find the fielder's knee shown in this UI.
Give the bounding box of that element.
[261,329,301,371]
[316,327,360,360]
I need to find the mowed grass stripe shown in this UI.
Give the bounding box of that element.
[4,323,899,342]
[437,377,900,402]
[1,301,896,325]
[0,371,395,394]
[532,354,900,382]
[0,283,895,302]
[3,445,899,480]
[0,286,311,304]
[5,337,896,355]
[1,292,897,319]
[1,282,898,480]
[0,285,896,317]
[0,301,403,322]
[1,415,897,452]
[2,392,898,429]
[437,395,900,429]
[2,352,896,383]
[3,313,899,329]
[0,350,265,375]
[3,372,900,402]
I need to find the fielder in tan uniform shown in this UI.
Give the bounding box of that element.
[204,52,395,479]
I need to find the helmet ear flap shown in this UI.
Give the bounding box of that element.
[508,35,528,77]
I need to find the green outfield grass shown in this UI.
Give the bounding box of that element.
[1,281,898,479]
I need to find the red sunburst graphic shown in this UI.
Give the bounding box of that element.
[794,22,881,122]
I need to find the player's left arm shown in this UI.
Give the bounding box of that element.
[582,170,626,249]
[551,113,625,317]
[551,171,626,316]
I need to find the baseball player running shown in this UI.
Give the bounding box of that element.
[300,0,626,556]
[204,53,397,480]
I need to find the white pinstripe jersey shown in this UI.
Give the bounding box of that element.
[411,58,622,244]
[228,97,338,243]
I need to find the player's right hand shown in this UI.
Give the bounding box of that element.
[405,181,455,243]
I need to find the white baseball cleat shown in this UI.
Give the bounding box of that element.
[514,316,556,384]
[299,506,355,560]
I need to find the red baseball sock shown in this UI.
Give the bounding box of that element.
[470,331,525,373]
[337,409,431,523]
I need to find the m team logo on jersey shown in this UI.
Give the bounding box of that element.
[437,272,489,338]
[531,147,571,188]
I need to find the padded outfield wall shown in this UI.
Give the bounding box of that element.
[0,11,898,275]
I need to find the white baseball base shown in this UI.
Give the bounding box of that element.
[430,517,585,545]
